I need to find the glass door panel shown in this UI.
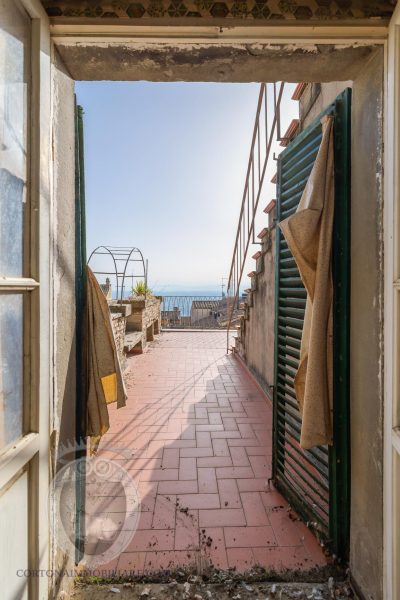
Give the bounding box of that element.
[0,0,30,278]
[0,294,23,450]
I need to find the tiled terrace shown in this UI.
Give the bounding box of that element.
[90,331,327,575]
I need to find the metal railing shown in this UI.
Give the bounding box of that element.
[226,82,285,351]
[161,295,241,330]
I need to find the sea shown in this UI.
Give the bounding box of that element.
[111,287,246,317]
[153,288,221,297]
[153,289,223,318]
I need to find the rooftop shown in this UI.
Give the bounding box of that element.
[192,300,221,309]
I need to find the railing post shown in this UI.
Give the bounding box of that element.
[225,82,286,353]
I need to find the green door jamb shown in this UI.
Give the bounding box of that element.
[75,99,88,563]
[329,89,351,560]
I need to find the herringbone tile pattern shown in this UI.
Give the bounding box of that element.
[90,331,327,574]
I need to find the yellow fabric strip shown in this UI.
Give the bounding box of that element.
[101,372,118,404]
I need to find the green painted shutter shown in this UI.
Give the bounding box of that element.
[273,89,351,559]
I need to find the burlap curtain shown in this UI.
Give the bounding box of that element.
[86,266,127,446]
[279,115,334,449]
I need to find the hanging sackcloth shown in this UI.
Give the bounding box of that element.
[279,115,334,449]
[86,266,127,451]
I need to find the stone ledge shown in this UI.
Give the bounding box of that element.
[124,331,144,354]
[110,302,131,317]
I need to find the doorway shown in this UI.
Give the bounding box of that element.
[74,80,324,575]
[50,45,379,596]
[5,9,381,594]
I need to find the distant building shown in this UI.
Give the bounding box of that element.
[191,300,221,325]
[161,306,181,326]
[100,277,112,301]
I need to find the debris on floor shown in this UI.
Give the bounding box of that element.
[69,564,353,600]
[70,577,355,600]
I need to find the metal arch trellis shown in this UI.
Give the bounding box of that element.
[87,245,148,301]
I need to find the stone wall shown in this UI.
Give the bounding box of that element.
[241,234,276,393]
[111,313,127,366]
[235,205,276,397]
[124,296,161,345]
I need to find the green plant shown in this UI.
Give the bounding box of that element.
[132,281,152,296]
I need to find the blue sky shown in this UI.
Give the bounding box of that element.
[76,81,297,294]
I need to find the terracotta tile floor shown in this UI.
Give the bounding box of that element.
[89,331,327,575]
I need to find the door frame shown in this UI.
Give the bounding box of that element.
[48,13,391,597]
[0,1,52,599]
[384,5,400,599]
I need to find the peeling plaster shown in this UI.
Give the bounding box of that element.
[55,41,377,82]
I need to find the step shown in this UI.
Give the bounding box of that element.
[257,228,268,240]
[291,82,307,100]
[271,172,277,184]
[252,250,262,260]
[263,199,276,214]
[247,270,257,278]
[280,118,300,147]
[124,332,144,354]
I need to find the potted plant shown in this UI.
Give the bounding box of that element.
[131,281,153,297]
